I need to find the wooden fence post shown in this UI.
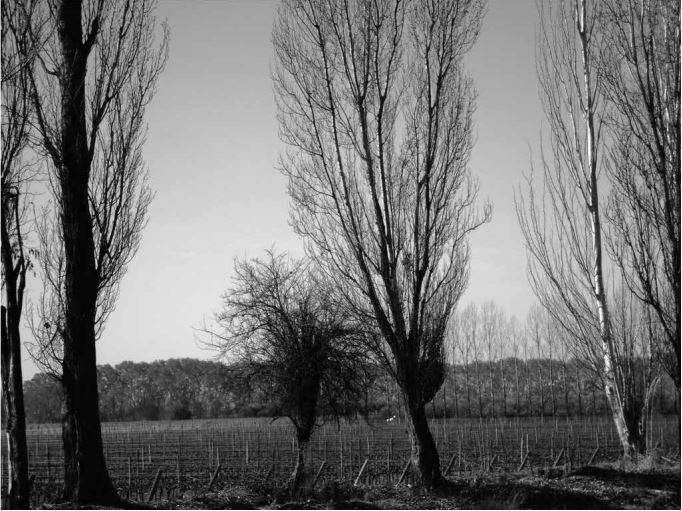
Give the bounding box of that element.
[396,460,411,486]
[486,454,498,473]
[146,469,163,502]
[444,453,457,476]
[207,464,221,491]
[312,461,327,489]
[354,459,369,487]
[552,448,565,468]
[587,446,599,465]
[518,452,529,472]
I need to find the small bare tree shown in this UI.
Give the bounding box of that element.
[481,301,502,416]
[23,0,168,502]
[273,0,489,487]
[203,251,371,493]
[508,315,523,416]
[453,309,473,417]
[526,306,546,418]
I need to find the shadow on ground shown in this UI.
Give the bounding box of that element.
[569,465,680,492]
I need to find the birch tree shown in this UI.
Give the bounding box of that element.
[273,0,489,487]
[516,0,649,458]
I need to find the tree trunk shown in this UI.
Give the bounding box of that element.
[61,340,118,502]
[1,196,30,509]
[289,435,310,494]
[404,397,444,488]
[56,0,118,503]
[1,307,30,509]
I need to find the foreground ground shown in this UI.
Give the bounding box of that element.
[38,461,680,510]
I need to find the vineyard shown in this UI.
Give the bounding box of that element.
[5,415,679,507]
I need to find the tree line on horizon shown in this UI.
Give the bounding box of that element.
[18,354,678,425]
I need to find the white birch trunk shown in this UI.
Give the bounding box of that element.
[577,0,634,459]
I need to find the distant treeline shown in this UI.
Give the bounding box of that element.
[22,357,679,424]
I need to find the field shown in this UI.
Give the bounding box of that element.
[3,415,679,507]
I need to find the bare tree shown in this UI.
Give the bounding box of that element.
[446,315,460,418]
[521,318,532,416]
[273,0,489,487]
[556,321,572,417]
[23,0,168,502]
[0,0,42,506]
[461,303,484,419]
[546,313,557,417]
[453,307,473,418]
[526,306,545,419]
[481,301,503,417]
[508,315,523,416]
[599,0,680,393]
[202,251,371,493]
[516,0,650,458]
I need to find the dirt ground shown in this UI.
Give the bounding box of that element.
[38,462,680,510]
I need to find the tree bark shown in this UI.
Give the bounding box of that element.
[56,0,118,503]
[1,306,30,509]
[1,191,30,509]
[576,0,637,461]
[403,396,444,488]
[289,435,311,495]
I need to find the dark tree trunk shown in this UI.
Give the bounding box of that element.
[56,0,118,503]
[1,307,30,509]
[289,434,311,494]
[1,194,30,509]
[404,396,444,488]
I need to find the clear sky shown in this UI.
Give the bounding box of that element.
[21,0,541,379]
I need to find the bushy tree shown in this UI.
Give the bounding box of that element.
[203,251,371,492]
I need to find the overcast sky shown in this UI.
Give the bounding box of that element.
[22,0,542,378]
